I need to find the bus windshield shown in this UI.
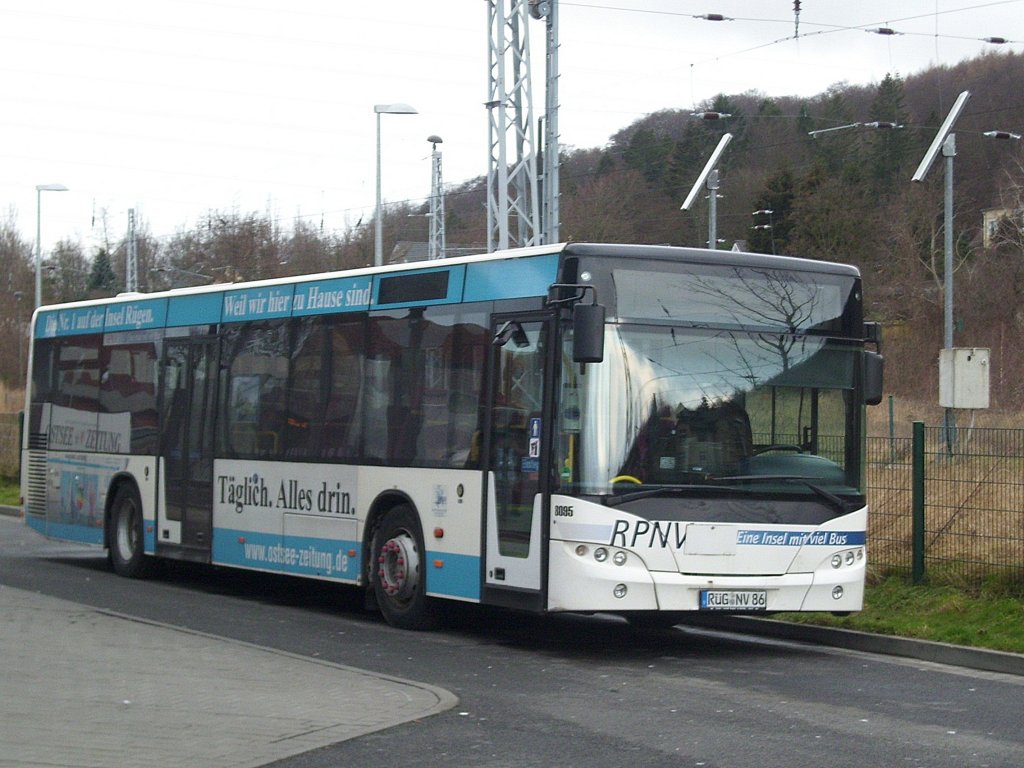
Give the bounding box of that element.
[559,324,864,510]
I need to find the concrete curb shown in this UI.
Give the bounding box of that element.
[0,504,22,518]
[683,614,1024,677]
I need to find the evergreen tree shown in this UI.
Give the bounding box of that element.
[750,170,796,254]
[50,240,90,303]
[809,91,860,179]
[622,128,674,186]
[868,73,915,190]
[88,248,119,296]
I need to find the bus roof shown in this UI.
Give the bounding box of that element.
[562,243,862,278]
[32,243,860,339]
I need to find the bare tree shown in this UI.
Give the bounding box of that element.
[47,240,90,303]
[560,170,646,243]
[991,150,1024,257]
[0,215,33,387]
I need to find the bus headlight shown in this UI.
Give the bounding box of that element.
[830,548,864,569]
[832,586,844,600]
[613,584,628,599]
[613,551,627,566]
[594,547,609,562]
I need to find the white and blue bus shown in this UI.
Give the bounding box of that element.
[22,243,882,629]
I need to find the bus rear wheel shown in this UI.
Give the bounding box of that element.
[371,505,439,630]
[108,484,151,578]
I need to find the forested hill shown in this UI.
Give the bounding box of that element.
[552,49,1024,271]
[449,50,1024,408]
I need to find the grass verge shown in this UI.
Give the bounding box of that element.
[0,475,19,506]
[781,575,1024,655]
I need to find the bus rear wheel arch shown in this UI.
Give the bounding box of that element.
[107,481,152,579]
[369,503,440,630]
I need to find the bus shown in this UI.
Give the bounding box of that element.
[22,243,883,629]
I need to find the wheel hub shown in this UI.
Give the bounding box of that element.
[377,533,420,601]
[117,504,137,558]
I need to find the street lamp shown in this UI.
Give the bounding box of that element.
[374,102,418,266]
[35,183,69,308]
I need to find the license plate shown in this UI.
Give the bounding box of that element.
[699,590,767,611]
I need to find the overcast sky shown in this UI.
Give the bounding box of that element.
[2,0,1022,255]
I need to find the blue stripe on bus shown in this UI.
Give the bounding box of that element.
[103,298,168,332]
[463,253,560,302]
[736,530,866,546]
[167,292,223,327]
[212,527,362,581]
[25,511,152,551]
[34,252,563,340]
[426,550,481,601]
[222,284,297,323]
[292,276,373,316]
[38,520,105,546]
[36,306,107,338]
[211,527,480,598]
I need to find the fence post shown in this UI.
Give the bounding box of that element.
[911,421,926,584]
[888,395,896,465]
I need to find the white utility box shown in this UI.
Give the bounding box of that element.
[939,347,990,409]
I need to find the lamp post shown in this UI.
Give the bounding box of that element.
[374,103,417,266]
[35,183,69,308]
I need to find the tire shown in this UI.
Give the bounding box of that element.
[371,504,439,630]
[108,484,151,578]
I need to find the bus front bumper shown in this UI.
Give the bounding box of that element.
[547,539,865,614]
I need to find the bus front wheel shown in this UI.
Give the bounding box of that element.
[371,505,439,630]
[108,484,151,578]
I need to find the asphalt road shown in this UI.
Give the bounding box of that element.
[3,517,1022,768]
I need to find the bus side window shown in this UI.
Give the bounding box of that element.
[222,322,289,459]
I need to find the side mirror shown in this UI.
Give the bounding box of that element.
[573,303,605,363]
[864,321,882,347]
[864,351,884,406]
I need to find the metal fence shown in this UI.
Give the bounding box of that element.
[867,424,1024,585]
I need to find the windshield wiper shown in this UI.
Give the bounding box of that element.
[602,483,736,508]
[714,475,852,515]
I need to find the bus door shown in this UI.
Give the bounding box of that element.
[157,337,219,560]
[483,314,552,608]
